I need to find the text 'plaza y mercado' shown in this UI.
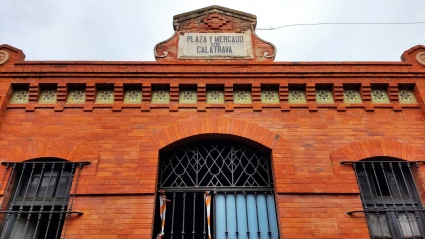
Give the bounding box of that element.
[1,5,425,239]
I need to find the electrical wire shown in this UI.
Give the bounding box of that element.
[256,22,425,31]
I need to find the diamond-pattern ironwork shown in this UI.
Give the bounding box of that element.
[159,139,271,188]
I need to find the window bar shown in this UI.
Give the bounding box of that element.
[182,192,186,238]
[192,192,196,239]
[264,192,271,239]
[371,162,398,237]
[10,163,36,239]
[33,163,56,239]
[379,162,406,238]
[224,192,228,239]
[43,163,67,239]
[389,162,417,238]
[243,191,250,237]
[213,190,217,239]
[202,193,207,239]
[63,162,84,239]
[22,163,46,238]
[352,163,375,239]
[398,162,424,238]
[171,192,176,239]
[254,192,261,237]
[0,163,27,239]
[361,162,386,238]
[0,163,15,211]
[234,192,239,239]
[406,162,425,237]
[55,163,76,239]
[0,163,10,210]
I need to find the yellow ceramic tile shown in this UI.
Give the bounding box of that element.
[371,89,390,103]
[399,90,417,103]
[124,91,142,103]
[10,90,29,104]
[206,91,224,103]
[96,90,114,103]
[316,90,334,103]
[152,90,170,103]
[233,91,252,103]
[179,90,197,103]
[288,90,306,103]
[261,91,279,103]
[38,90,57,103]
[67,90,86,103]
[343,90,362,103]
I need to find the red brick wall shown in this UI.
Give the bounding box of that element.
[0,43,425,238]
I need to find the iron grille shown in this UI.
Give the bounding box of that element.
[342,161,425,239]
[159,139,272,188]
[152,189,279,239]
[0,161,89,239]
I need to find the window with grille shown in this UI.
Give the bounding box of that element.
[343,159,425,239]
[153,139,279,239]
[0,159,89,239]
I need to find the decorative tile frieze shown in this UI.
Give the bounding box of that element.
[399,90,417,103]
[343,90,362,103]
[124,90,142,103]
[261,91,279,103]
[38,90,57,103]
[67,90,86,103]
[371,89,390,103]
[152,90,170,103]
[233,91,252,104]
[10,90,29,104]
[288,90,307,103]
[207,91,224,103]
[315,90,334,103]
[179,90,197,104]
[95,90,114,103]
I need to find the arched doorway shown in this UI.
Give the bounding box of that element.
[152,139,279,239]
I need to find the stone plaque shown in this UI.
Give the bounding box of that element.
[178,31,253,59]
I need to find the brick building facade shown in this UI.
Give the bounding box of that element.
[0,5,425,239]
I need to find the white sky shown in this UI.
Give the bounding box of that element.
[1,0,424,62]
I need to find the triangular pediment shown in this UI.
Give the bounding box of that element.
[173,5,257,30]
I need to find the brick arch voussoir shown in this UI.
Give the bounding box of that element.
[6,140,99,163]
[151,118,284,150]
[331,139,423,164]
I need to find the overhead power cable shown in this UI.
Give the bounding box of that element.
[256,22,425,31]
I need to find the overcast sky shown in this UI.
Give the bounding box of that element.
[1,0,424,62]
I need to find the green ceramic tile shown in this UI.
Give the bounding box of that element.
[206,91,224,103]
[38,90,57,103]
[95,90,114,103]
[371,89,390,103]
[343,90,362,103]
[179,90,197,103]
[152,90,170,103]
[399,90,417,103]
[10,90,29,104]
[316,90,334,103]
[261,91,279,103]
[67,90,86,103]
[288,90,306,103]
[124,90,142,103]
[233,91,252,104]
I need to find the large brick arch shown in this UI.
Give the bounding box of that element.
[150,118,294,192]
[151,118,284,150]
[6,140,99,163]
[330,139,423,163]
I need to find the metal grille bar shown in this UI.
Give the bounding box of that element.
[159,140,272,188]
[345,161,425,239]
[0,161,90,239]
